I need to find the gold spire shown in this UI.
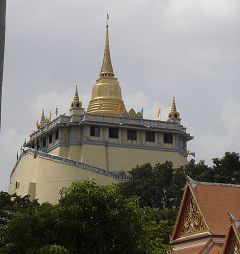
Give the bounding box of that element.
[168,97,181,123]
[87,16,126,117]
[171,97,177,113]
[100,17,114,78]
[71,85,82,108]
[37,109,50,129]
[40,109,45,124]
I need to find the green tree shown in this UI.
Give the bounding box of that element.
[1,181,171,254]
[212,152,240,183]
[120,162,185,209]
[0,192,39,249]
[56,181,149,254]
[38,244,70,254]
[185,152,240,184]
[184,159,213,182]
[1,203,55,254]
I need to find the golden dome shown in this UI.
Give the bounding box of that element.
[87,21,126,116]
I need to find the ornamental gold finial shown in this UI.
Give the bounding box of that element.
[168,97,181,124]
[100,14,114,78]
[87,17,126,116]
[71,85,82,108]
[40,109,45,124]
[171,97,177,113]
[37,108,50,129]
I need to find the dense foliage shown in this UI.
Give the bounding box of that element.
[121,152,240,209]
[0,152,239,253]
[0,182,171,254]
[120,152,240,244]
[120,161,185,209]
[186,152,240,184]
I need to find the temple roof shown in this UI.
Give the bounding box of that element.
[173,241,222,254]
[222,213,240,254]
[190,179,240,235]
[173,244,206,254]
[172,177,240,241]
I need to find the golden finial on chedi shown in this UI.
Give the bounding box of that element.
[71,85,82,109]
[36,109,51,129]
[168,97,181,124]
[87,17,126,117]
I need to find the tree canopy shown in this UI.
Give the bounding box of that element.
[121,152,240,210]
[1,152,239,253]
[120,161,185,210]
[0,181,171,254]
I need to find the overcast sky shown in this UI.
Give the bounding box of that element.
[0,0,240,191]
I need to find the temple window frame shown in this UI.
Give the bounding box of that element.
[164,133,173,144]
[127,130,137,141]
[109,127,118,139]
[90,126,100,137]
[146,131,155,142]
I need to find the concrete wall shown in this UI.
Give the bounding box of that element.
[50,143,187,171]
[9,153,119,204]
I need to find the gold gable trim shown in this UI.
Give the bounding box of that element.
[230,223,240,254]
[179,195,207,237]
[230,237,240,254]
[171,180,211,240]
[224,226,240,254]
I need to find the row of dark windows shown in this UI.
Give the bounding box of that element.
[31,130,59,149]
[90,126,173,144]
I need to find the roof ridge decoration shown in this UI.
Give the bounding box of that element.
[222,213,240,254]
[171,180,211,241]
[228,212,240,233]
[187,175,199,189]
[187,176,240,189]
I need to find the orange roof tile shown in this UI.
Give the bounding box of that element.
[193,183,240,235]
[172,244,206,254]
[173,242,223,254]
[206,243,222,254]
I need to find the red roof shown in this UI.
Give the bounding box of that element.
[206,243,222,254]
[171,178,240,254]
[172,244,206,254]
[172,242,222,254]
[193,183,240,234]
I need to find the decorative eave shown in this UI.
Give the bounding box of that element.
[171,177,212,242]
[222,213,240,254]
[28,113,192,143]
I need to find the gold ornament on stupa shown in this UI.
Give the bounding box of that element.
[87,17,126,116]
[36,109,50,129]
[71,85,82,109]
[168,97,181,122]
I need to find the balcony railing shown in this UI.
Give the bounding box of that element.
[11,148,130,182]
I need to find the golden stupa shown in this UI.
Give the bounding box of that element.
[87,22,126,116]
